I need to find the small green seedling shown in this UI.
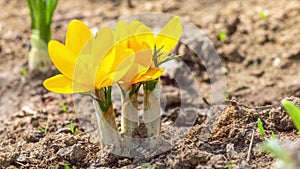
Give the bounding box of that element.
[262,138,292,168]
[257,118,265,139]
[21,68,28,77]
[271,131,275,139]
[38,125,48,134]
[218,31,227,42]
[61,103,67,112]
[68,123,78,135]
[64,164,77,169]
[141,163,152,169]
[69,123,75,134]
[228,163,233,169]
[259,9,267,20]
[224,91,230,100]
[282,100,300,131]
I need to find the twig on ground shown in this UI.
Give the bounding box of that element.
[244,129,255,163]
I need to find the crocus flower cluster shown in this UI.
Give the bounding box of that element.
[43,16,182,152]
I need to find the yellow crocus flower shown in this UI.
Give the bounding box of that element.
[114,16,182,87]
[43,20,132,94]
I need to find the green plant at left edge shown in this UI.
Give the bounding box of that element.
[27,0,59,72]
[257,100,300,169]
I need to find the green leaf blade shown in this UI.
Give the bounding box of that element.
[257,118,265,139]
[282,100,300,132]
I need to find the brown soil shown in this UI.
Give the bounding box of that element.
[1,0,300,168]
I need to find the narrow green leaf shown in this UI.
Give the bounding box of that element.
[158,54,180,66]
[143,79,158,91]
[271,131,275,139]
[282,100,300,131]
[46,0,58,25]
[97,100,106,112]
[68,123,75,134]
[38,0,46,42]
[27,0,36,29]
[257,118,265,139]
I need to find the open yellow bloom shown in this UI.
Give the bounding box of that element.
[43,20,129,94]
[116,16,182,63]
[114,16,182,87]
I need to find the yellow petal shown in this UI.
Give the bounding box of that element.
[128,20,144,33]
[96,72,114,89]
[65,20,93,55]
[131,68,164,84]
[135,24,155,48]
[133,42,152,68]
[43,74,91,94]
[48,40,77,79]
[73,27,116,89]
[94,27,115,73]
[155,16,182,61]
[115,20,129,42]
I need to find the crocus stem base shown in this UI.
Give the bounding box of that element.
[121,92,139,150]
[94,100,122,154]
[143,82,161,148]
[28,29,51,73]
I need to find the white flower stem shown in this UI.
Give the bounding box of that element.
[94,100,122,154]
[143,82,161,148]
[28,29,51,72]
[121,91,139,150]
[94,88,122,153]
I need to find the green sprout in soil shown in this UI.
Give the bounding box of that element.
[262,138,292,169]
[257,118,265,139]
[21,68,28,77]
[259,9,267,20]
[64,164,77,169]
[228,163,233,169]
[258,117,292,168]
[27,0,59,72]
[224,90,230,100]
[141,163,152,169]
[218,31,227,42]
[61,103,67,112]
[282,100,300,131]
[38,125,48,134]
[68,123,75,134]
